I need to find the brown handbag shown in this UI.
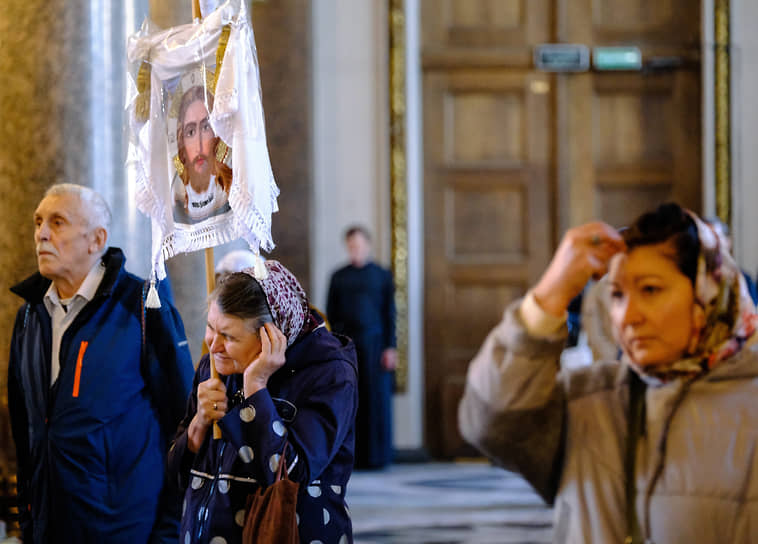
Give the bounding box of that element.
[242,441,300,543]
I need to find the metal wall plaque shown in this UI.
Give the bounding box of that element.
[534,44,590,72]
[593,46,642,71]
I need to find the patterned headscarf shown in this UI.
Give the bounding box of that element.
[242,260,317,346]
[630,212,758,382]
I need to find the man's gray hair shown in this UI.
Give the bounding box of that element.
[45,184,112,233]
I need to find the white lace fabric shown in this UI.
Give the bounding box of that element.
[125,0,278,281]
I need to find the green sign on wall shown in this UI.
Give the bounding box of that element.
[593,47,642,71]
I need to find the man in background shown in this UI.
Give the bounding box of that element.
[8,184,194,543]
[327,226,396,469]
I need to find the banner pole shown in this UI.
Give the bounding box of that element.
[206,247,221,439]
[192,0,222,440]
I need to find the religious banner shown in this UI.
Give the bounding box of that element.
[125,0,278,299]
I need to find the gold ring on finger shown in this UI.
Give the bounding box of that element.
[213,402,218,411]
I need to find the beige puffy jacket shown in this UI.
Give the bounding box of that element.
[459,299,758,544]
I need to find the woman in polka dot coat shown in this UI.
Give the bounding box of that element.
[167,262,359,544]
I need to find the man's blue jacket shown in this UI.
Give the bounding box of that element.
[8,248,195,543]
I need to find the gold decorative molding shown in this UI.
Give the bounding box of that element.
[714,0,731,225]
[389,0,408,392]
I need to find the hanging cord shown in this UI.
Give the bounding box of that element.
[141,280,148,356]
[625,370,646,544]
[641,378,694,537]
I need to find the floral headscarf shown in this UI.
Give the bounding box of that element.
[630,212,758,382]
[242,260,317,346]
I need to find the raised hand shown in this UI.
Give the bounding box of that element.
[532,222,625,317]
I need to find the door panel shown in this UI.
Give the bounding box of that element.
[423,67,551,457]
[422,0,549,69]
[424,0,547,50]
[561,0,699,42]
[592,0,673,27]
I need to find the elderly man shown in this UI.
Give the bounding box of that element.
[8,184,194,543]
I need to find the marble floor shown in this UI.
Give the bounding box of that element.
[347,461,554,544]
[0,460,553,544]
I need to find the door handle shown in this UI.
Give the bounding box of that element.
[534,44,590,72]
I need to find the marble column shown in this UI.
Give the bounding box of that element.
[251,0,313,289]
[0,0,154,476]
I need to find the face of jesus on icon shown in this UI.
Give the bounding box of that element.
[179,98,215,193]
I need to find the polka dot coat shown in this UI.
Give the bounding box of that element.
[168,325,358,544]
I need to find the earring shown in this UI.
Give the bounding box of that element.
[173,154,185,176]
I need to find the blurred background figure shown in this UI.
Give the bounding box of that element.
[214,249,258,282]
[327,226,396,469]
[705,217,758,306]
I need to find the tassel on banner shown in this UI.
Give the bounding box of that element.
[145,278,162,308]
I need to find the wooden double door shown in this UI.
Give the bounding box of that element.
[422,0,702,458]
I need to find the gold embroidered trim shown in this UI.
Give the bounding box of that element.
[215,141,229,164]
[213,24,232,95]
[135,60,151,123]
[173,154,185,176]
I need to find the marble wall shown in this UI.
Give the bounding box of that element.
[0,2,92,472]
[253,0,313,290]
[311,0,391,310]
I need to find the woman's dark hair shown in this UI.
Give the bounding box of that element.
[622,202,700,286]
[209,272,273,331]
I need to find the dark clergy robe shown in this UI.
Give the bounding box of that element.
[327,261,396,468]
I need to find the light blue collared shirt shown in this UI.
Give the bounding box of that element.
[43,259,106,385]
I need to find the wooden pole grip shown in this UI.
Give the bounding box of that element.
[205,247,222,439]
[193,0,219,440]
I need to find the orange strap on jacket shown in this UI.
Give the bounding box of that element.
[72,341,88,398]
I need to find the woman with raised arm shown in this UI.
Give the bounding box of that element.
[168,261,358,544]
[459,202,758,543]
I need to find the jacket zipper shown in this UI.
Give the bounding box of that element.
[196,441,226,542]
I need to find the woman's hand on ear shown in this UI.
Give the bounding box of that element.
[243,322,288,397]
[533,222,626,317]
